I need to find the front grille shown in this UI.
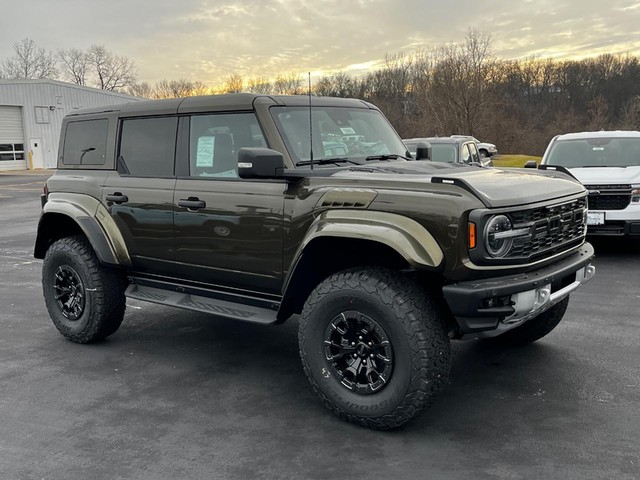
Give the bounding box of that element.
[507,197,587,260]
[585,185,632,211]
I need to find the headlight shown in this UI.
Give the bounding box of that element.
[632,184,640,202]
[484,215,530,257]
[485,215,514,257]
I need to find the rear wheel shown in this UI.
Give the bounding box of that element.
[487,297,569,347]
[42,236,126,343]
[298,267,450,430]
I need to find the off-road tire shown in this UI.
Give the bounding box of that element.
[42,235,126,343]
[487,297,570,347]
[298,267,451,430]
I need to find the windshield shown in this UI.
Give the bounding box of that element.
[271,106,408,166]
[546,137,640,168]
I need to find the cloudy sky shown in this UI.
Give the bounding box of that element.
[1,0,640,85]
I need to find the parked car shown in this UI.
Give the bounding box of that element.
[451,135,498,159]
[35,94,594,430]
[536,131,640,236]
[403,136,492,167]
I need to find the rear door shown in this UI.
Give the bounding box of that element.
[173,112,285,295]
[102,116,178,274]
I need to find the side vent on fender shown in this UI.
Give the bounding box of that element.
[316,188,378,210]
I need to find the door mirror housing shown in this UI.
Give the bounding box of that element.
[238,148,286,179]
[415,141,432,160]
[524,160,538,169]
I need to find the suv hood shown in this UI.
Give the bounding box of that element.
[333,162,585,208]
[566,166,640,185]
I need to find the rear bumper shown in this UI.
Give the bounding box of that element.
[442,243,595,334]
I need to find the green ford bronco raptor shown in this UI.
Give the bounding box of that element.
[35,94,595,429]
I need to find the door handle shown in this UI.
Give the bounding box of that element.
[106,192,129,204]
[179,198,206,210]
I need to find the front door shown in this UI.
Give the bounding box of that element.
[172,112,284,294]
[174,179,285,294]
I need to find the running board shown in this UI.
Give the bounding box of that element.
[125,284,279,325]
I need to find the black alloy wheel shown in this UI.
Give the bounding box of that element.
[324,310,393,394]
[53,265,86,321]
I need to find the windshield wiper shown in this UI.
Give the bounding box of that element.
[296,157,360,167]
[365,154,410,162]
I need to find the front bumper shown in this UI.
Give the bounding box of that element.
[587,219,640,236]
[442,243,595,335]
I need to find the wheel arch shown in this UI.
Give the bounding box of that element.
[277,210,445,321]
[34,193,131,267]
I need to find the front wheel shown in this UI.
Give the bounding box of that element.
[486,297,570,347]
[298,268,451,430]
[42,235,126,343]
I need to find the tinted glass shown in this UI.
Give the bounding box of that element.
[430,144,458,163]
[461,144,471,163]
[63,119,108,165]
[189,113,266,178]
[547,137,640,168]
[271,106,407,166]
[119,117,177,176]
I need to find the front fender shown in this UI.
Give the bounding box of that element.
[35,193,131,267]
[289,209,444,279]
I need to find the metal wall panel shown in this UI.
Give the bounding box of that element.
[0,80,141,170]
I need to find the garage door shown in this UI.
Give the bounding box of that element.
[0,106,26,170]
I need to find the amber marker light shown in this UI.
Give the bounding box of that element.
[468,222,477,249]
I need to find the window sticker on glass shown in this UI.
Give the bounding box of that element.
[196,136,215,167]
[340,127,356,135]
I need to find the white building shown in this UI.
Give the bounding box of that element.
[0,79,140,171]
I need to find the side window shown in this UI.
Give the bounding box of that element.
[468,142,480,163]
[119,117,177,176]
[63,119,108,165]
[461,144,471,164]
[189,112,266,178]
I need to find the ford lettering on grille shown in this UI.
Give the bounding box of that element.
[507,197,587,260]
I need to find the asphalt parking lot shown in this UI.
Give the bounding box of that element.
[0,171,639,480]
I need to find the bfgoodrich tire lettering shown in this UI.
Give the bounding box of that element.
[298,267,451,430]
[42,235,126,343]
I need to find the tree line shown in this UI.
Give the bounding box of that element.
[2,33,640,155]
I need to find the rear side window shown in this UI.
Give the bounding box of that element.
[62,119,108,165]
[119,117,178,176]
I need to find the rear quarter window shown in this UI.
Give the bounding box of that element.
[62,119,109,165]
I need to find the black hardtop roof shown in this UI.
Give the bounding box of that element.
[67,93,376,117]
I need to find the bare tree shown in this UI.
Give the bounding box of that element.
[58,48,90,86]
[127,81,153,98]
[1,38,58,79]
[246,76,272,94]
[273,73,303,94]
[86,45,137,91]
[151,79,209,99]
[221,74,244,93]
[428,29,495,135]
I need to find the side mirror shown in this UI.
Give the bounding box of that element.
[415,141,432,160]
[524,160,538,169]
[238,148,285,179]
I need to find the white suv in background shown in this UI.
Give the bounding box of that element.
[540,131,640,236]
[451,135,498,159]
